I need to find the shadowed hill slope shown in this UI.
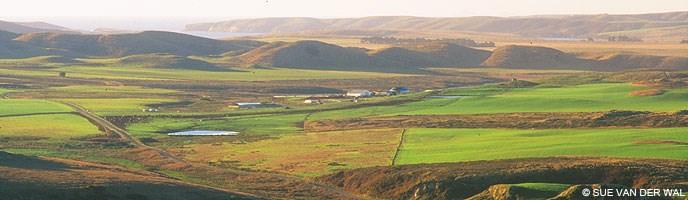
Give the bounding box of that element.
[315,157,688,200]
[231,41,492,73]
[13,31,258,57]
[229,40,420,72]
[0,30,51,58]
[116,53,230,71]
[0,151,254,199]
[376,42,491,67]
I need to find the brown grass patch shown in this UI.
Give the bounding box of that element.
[628,89,666,96]
[178,129,401,176]
[633,140,688,145]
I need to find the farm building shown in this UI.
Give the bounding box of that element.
[304,99,322,104]
[235,102,282,109]
[142,108,159,112]
[387,87,410,96]
[346,90,373,97]
[168,130,239,136]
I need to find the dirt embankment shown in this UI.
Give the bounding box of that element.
[314,157,688,200]
[305,110,688,131]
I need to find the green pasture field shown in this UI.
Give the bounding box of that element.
[309,83,688,119]
[505,183,571,199]
[61,98,179,113]
[396,128,688,165]
[0,99,72,116]
[0,114,100,139]
[0,63,409,81]
[50,85,176,94]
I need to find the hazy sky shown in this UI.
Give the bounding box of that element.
[2,0,686,31]
[2,0,687,18]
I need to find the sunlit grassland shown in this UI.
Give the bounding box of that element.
[182,129,400,177]
[309,83,688,119]
[124,115,402,176]
[0,114,100,140]
[598,25,688,36]
[396,128,688,165]
[0,60,410,81]
[406,83,688,115]
[493,41,688,57]
[0,99,72,116]
[49,85,176,94]
[60,98,179,113]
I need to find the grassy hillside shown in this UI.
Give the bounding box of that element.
[230,40,425,73]
[13,31,257,57]
[187,12,688,38]
[370,42,490,67]
[483,45,688,71]
[482,45,589,70]
[115,54,226,71]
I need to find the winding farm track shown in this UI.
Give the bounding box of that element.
[56,101,367,200]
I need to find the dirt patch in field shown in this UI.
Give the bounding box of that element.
[634,140,688,145]
[628,89,666,96]
[305,110,688,131]
[314,157,688,199]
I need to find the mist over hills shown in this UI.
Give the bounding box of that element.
[0,20,79,34]
[186,11,688,38]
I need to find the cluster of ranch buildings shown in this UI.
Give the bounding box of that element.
[234,86,410,109]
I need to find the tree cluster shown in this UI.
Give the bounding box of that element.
[607,35,643,42]
[360,36,495,47]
